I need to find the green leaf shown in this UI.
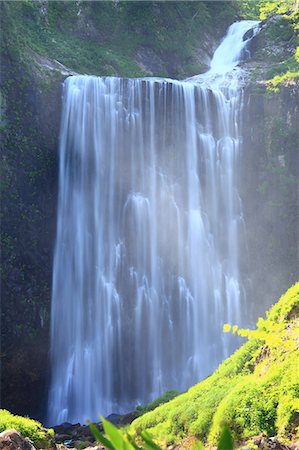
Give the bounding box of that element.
[127,433,141,450]
[101,417,137,450]
[87,420,115,450]
[217,426,234,450]
[140,431,162,450]
[101,417,126,449]
[123,439,137,450]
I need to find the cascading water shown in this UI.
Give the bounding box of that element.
[48,20,260,424]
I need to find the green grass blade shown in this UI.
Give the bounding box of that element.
[217,426,234,450]
[101,416,135,450]
[127,433,141,450]
[87,420,116,450]
[140,431,163,450]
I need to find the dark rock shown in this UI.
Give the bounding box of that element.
[105,414,122,426]
[54,435,72,443]
[53,424,80,436]
[72,441,94,449]
[72,424,102,440]
[119,411,140,426]
[0,429,36,450]
[53,422,105,446]
[243,28,254,41]
[268,437,291,450]
[58,423,73,429]
[250,434,293,450]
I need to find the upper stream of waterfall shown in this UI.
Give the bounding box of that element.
[48,20,260,424]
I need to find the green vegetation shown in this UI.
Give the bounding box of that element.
[130,284,299,447]
[136,390,180,416]
[89,416,233,450]
[0,410,54,448]
[259,0,297,20]
[260,2,298,88]
[240,0,298,87]
[265,34,299,91]
[1,1,241,78]
[239,0,297,20]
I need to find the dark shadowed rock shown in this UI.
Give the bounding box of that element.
[250,434,294,450]
[119,411,140,426]
[0,429,36,450]
[105,414,122,426]
[54,422,105,446]
[53,423,80,435]
[243,27,254,41]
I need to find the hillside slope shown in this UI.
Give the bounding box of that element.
[131,283,299,447]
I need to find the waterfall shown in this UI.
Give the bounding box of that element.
[48,20,260,425]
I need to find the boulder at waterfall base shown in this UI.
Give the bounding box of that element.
[0,411,54,449]
[0,429,36,450]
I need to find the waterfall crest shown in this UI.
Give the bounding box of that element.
[48,20,259,424]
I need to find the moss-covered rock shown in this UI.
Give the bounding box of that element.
[130,284,299,447]
[0,410,54,448]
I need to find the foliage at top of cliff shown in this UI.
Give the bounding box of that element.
[0,1,242,79]
[244,0,299,88]
[1,0,298,82]
[130,283,299,448]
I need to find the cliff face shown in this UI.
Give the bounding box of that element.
[242,84,298,319]
[240,13,298,318]
[0,51,62,419]
[0,1,298,421]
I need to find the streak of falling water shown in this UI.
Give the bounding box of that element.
[48,20,260,424]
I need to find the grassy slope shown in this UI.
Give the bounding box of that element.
[130,283,299,447]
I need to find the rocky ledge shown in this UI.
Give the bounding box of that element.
[52,411,140,449]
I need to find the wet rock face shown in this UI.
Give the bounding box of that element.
[0,51,64,418]
[0,430,36,450]
[241,83,299,320]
